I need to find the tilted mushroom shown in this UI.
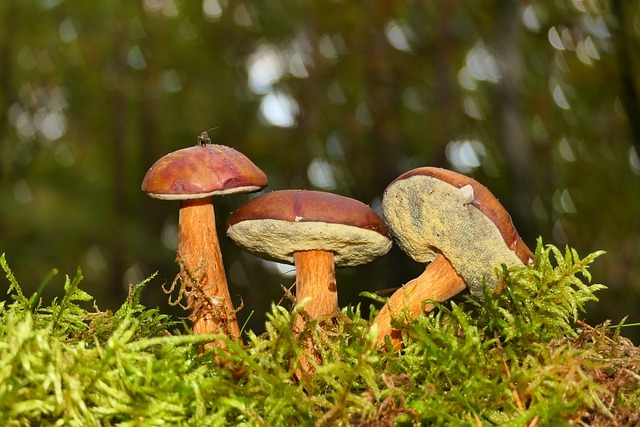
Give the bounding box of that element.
[226,189,392,326]
[374,167,533,349]
[141,137,267,344]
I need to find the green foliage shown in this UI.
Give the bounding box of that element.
[385,240,615,425]
[1,243,638,426]
[1,0,639,343]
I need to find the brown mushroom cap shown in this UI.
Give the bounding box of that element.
[141,144,268,200]
[382,167,533,298]
[226,190,392,266]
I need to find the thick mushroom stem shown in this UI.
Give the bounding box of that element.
[178,198,241,343]
[374,253,466,350]
[292,249,337,378]
[293,249,337,326]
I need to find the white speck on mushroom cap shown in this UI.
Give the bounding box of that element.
[226,219,392,267]
[382,174,522,298]
[459,184,475,205]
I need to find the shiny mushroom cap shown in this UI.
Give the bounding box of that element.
[226,190,392,267]
[141,144,268,200]
[382,167,533,298]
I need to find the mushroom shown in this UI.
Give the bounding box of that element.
[141,139,267,344]
[225,189,392,325]
[374,167,533,349]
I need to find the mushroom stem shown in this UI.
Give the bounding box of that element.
[293,249,337,324]
[178,198,241,343]
[292,249,337,378]
[374,253,466,349]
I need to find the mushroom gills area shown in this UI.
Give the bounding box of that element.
[382,175,523,298]
[226,219,391,266]
[294,250,338,321]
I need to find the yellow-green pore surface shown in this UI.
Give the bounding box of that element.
[226,220,392,267]
[381,174,523,298]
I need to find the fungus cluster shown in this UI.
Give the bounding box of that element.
[142,135,532,355]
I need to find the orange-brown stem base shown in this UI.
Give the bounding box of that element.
[178,198,241,345]
[293,249,337,377]
[374,253,466,350]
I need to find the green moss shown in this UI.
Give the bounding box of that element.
[1,241,638,426]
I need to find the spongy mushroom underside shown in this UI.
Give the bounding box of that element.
[226,219,392,267]
[381,175,523,298]
[145,185,264,200]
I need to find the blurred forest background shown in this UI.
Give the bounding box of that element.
[1,0,639,342]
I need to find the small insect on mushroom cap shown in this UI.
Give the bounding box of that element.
[197,128,218,146]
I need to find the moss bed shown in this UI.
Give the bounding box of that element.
[1,240,639,426]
